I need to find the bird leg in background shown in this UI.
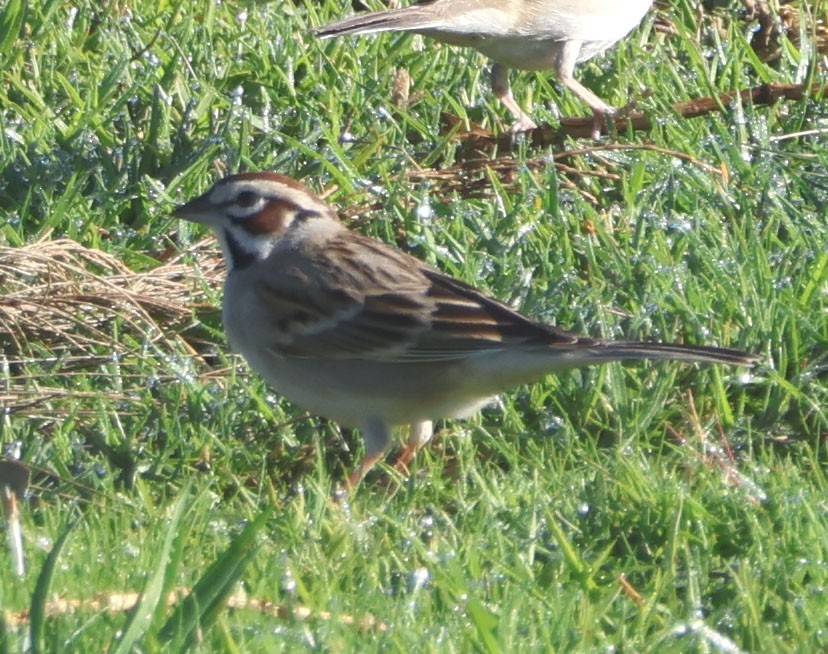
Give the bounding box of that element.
[393,420,435,474]
[491,63,538,132]
[347,415,392,488]
[555,40,617,139]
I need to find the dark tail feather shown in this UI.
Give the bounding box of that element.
[587,341,759,367]
[313,7,440,39]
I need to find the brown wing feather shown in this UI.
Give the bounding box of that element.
[255,233,431,359]
[420,269,590,349]
[254,230,593,362]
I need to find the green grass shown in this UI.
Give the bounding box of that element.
[2,0,827,650]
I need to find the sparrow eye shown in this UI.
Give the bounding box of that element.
[235,190,260,208]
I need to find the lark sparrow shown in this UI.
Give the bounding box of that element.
[175,172,758,486]
[313,0,654,139]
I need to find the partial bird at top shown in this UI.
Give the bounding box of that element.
[314,0,654,139]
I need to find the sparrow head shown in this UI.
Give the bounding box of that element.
[174,172,333,270]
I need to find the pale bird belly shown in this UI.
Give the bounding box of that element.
[426,36,623,72]
[473,37,568,71]
[422,0,652,70]
[232,344,499,428]
[223,281,561,428]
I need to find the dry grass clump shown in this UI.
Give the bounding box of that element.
[0,238,224,417]
[0,238,221,354]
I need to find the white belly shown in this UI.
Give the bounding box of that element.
[424,0,653,70]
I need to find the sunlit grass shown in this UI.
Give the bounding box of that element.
[1,0,827,650]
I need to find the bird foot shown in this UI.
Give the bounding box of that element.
[509,115,539,134]
[591,106,618,140]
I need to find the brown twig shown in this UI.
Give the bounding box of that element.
[339,140,723,223]
[447,82,827,149]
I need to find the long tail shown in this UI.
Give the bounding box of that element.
[313,6,442,39]
[580,340,759,367]
[468,339,758,396]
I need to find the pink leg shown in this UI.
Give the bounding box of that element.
[392,421,434,476]
[346,417,391,489]
[347,451,385,489]
[491,63,538,132]
[556,41,618,139]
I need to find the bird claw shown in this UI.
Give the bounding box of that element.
[509,116,539,133]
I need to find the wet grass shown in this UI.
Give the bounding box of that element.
[1,0,827,651]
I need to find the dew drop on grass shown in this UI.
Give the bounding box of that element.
[144,51,161,68]
[514,220,535,241]
[280,569,297,596]
[122,542,140,558]
[208,518,230,536]
[163,355,197,384]
[4,128,24,145]
[3,440,22,459]
[408,566,431,609]
[416,196,434,221]
[455,593,468,612]
[542,415,564,435]
[419,513,435,546]
[332,486,349,508]
[737,371,754,385]
[773,276,792,291]
[355,178,386,198]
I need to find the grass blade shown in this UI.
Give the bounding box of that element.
[0,0,26,58]
[109,483,193,654]
[466,597,501,654]
[29,517,77,654]
[159,505,274,647]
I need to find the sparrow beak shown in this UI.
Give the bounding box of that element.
[172,192,213,224]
